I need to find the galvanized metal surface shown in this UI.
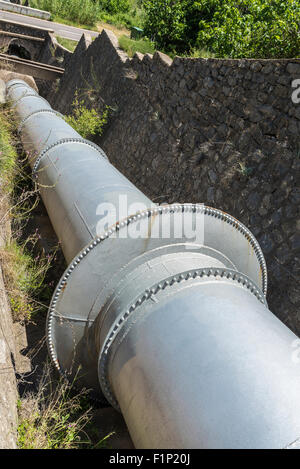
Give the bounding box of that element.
[109,280,300,449]
[7,80,300,449]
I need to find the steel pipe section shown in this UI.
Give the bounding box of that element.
[7,79,300,449]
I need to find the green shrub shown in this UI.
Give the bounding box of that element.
[99,0,130,15]
[64,95,109,139]
[143,0,188,51]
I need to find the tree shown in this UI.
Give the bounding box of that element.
[142,0,300,58]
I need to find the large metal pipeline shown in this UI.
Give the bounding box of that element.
[6,79,300,449]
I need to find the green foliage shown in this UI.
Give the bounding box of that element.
[100,0,130,15]
[29,0,102,26]
[30,0,143,29]
[143,0,188,51]
[96,0,145,29]
[1,237,56,321]
[196,0,300,58]
[143,0,300,58]
[64,95,109,139]
[118,35,155,56]
[0,105,18,193]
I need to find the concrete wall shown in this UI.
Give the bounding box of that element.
[47,30,300,335]
[0,0,51,20]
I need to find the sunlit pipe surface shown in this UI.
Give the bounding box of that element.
[7,79,300,449]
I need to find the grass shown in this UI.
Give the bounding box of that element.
[0,104,56,322]
[0,105,18,193]
[98,0,145,29]
[96,22,130,38]
[56,36,78,52]
[17,363,93,449]
[51,14,99,31]
[0,238,55,321]
[118,35,155,57]
[29,0,101,27]
[189,48,216,59]
[17,363,115,449]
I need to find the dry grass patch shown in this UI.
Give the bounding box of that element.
[96,22,130,38]
[17,364,93,449]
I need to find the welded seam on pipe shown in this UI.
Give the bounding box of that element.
[32,138,109,176]
[6,83,37,95]
[6,80,29,91]
[18,108,65,133]
[98,266,267,408]
[47,203,268,378]
[12,94,50,110]
[11,92,41,108]
[7,88,38,101]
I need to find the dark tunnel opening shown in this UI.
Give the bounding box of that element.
[7,43,32,60]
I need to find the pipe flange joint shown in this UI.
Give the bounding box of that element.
[32,138,109,177]
[47,204,268,390]
[10,92,41,108]
[6,80,33,93]
[18,108,65,134]
[98,267,268,409]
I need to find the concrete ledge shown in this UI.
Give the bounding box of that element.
[0,17,54,34]
[0,53,64,80]
[0,69,38,90]
[0,1,51,20]
[0,190,17,449]
[0,30,45,42]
